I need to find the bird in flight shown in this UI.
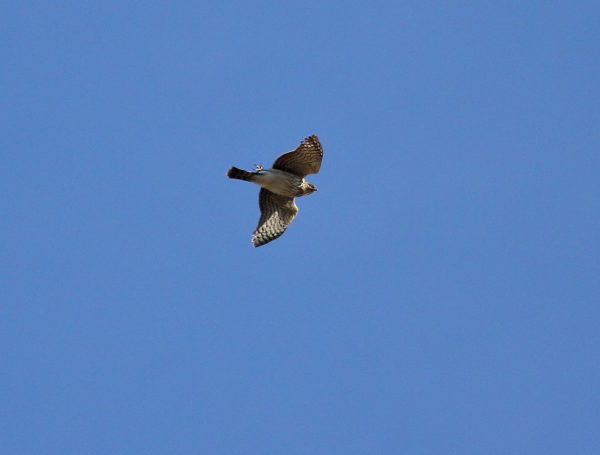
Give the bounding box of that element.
[227,135,323,247]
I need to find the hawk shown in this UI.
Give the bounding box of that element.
[227,135,323,247]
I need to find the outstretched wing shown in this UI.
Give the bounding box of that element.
[272,135,323,178]
[252,189,299,247]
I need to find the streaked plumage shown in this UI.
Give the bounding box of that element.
[227,135,323,247]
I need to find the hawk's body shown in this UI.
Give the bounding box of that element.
[228,168,307,198]
[227,135,323,247]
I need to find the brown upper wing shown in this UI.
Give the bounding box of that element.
[271,135,323,178]
[252,189,299,247]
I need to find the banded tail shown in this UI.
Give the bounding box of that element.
[227,167,256,181]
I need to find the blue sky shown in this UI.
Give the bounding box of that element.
[2,1,599,453]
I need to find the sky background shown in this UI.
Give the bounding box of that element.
[2,1,600,453]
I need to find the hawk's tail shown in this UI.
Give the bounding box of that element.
[227,167,256,181]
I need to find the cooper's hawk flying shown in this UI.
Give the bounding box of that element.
[227,135,323,247]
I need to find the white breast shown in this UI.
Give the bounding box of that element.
[253,169,302,197]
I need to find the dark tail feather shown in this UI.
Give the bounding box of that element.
[227,167,256,181]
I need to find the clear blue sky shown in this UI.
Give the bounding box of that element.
[2,1,599,453]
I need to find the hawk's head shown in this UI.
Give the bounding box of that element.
[302,182,317,195]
